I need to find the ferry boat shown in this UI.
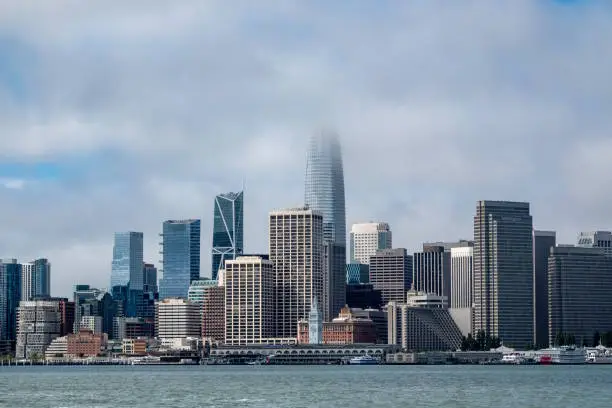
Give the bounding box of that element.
[349,355,379,365]
[586,351,612,364]
[536,346,585,364]
[500,354,523,364]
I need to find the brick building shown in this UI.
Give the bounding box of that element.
[298,306,376,345]
[66,329,107,358]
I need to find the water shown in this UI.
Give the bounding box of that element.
[1,365,611,407]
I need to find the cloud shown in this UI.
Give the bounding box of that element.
[0,178,25,189]
[1,1,611,296]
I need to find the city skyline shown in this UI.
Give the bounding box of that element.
[1,2,611,298]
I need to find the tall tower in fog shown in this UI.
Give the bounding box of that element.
[305,131,346,319]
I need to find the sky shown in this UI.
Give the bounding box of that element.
[1,0,611,298]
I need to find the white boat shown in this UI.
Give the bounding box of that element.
[500,353,525,364]
[586,351,612,364]
[536,346,585,364]
[349,355,379,365]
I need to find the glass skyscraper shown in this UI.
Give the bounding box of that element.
[159,219,201,299]
[0,259,22,347]
[305,131,347,319]
[211,191,243,280]
[110,232,144,290]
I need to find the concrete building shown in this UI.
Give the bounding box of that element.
[533,230,556,348]
[188,279,218,304]
[16,299,62,359]
[113,317,154,340]
[21,258,51,301]
[155,298,201,340]
[548,246,612,346]
[123,338,147,355]
[369,248,412,304]
[201,285,225,344]
[305,131,347,322]
[269,207,325,338]
[45,336,68,360]
[79,315,103,334]
[473,200,533,349]
[298,306,377,345]
[577,231,612,254]
[224,256,275,345]
[350,308,387,344]
[349,222,392,265]
[387,290,462,352]
[413,245,451,303]
[449,245,473,336]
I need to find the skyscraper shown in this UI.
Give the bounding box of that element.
[0,259,22,349]
[110,232,144,290]
[577,231,612,255]
[473,200,533,348]
[212,191,244,280]
[413,245,451,302]
[21,258,51,302]
[159,219,201,300]
[350,222,392,264]
[449,245,474,336]
[533,230,556,348]
[269,207,324,337]
[305,131,346,319]
[369,248,412,305]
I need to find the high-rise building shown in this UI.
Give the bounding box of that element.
[349,222,392,264]
[0,259,22,349]
[369,248,412,305]
[79,315,103,334]
[21,258,51,301]
[16,299,62,359]
[473,200,533,349]
[270,207,325,337]
[449,245,473,336]
[187,279,218,304]
[305,131,347,320]
[159,219,201,300]
[413,245,451,301]
[346,263,370,284]
[212,191,244,280]
[201,283,225,344]
[533,230,556,348]
[155,298,201,339]
[577,231,612,255]
[548,245,612,347]
[110,232,144,290]
[224,256,275,345]
[143,263,158,294]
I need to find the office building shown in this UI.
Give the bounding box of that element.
[21,258,51,301]
[270,207,325,337]
[159,219,201,299]
[387,290,462,351]
[110,232,144,290]
[212,191,244,280]
[298,306,376,345]
[188,279,218,304]
[16,299,62,359]
[224,256,275,345]
[413,244,451,302]
[349,222,392,264]
[577,231,612,254]
[73,286,116,336]
[351,308,388,344]
[346,283,383,310]
[201,284,225,344]
[79,315,103,334]
[66,329,107,358]
[346,263,370,284]
[473,200,533,349]
[548,246,612,346]
[143,263,158,294]
[369,248,412,304]
[113,317,154,340]
[305,131,347,320]
[155,298,200,339]
[0,259,21,350]
[533,230,556,348]
[449,245,473,336]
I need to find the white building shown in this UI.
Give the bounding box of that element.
[155,298,200,340]
[308,297,322,344]
[269,207,325,337]
[16,300,62,359]
[224,256,275,345]
[349,222,392,265]
[21,259,51,301]
[80,315,103,334]
[577,231,612,254]
[449,246,473,336]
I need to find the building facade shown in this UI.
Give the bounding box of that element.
[159,219,201,300]
[16,299,62,359]
[345,283,383,310]
[110,232,144,290]
[305,131,347,320]
[346,263,370,284]
[533,230,556,348]
[298,306,377,345]
[79,315,103,334]
[473,200,533,349]
[577,231,612,254]
[449,245,473,336]
[413,245,451,303]
[308,297,322,344]
[155,298,201,339]
[212,191,244,280]
[66,329,107,358]
[143,263,158,294]
[224,256,275,345]
[349,222,392,265]
[188,279,218,304]
[21,258,51,301]
[0,259,21,349]
[269,207,325,337]
[548,245,612,346]
[369,248,412,305]
[201,285,225,344]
